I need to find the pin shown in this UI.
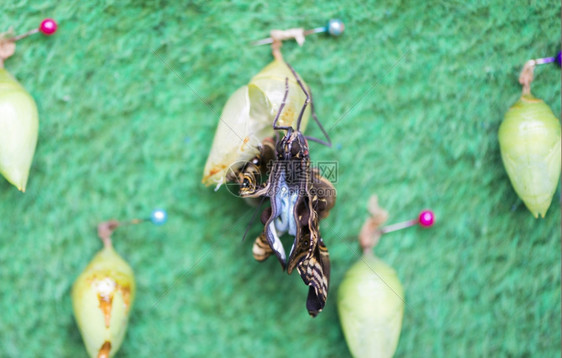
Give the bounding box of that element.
[123,208,168,226]
[528,51,561,66]
[252,18,345,46]
[11,18,58,41]
[98,209,168,243]
[380,209,435,234]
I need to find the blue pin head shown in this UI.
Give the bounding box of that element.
[150,209,168,225]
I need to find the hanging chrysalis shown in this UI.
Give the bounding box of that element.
[0,18,57,191]
[0,67,37,191]
[338,196,434,358]
[201,59,311,187]
[498,53,561,218]
[72,222,135,358]
[338,255,404,358]
[202,19,345,188]
[72,210,167,358]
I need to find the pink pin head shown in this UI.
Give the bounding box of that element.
[418,210,435,227]
[39,18,57,35]
[379,208,435,234]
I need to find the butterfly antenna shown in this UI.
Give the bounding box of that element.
[285,62,331,146]
[306,88,332,147]
[285,61,310,132]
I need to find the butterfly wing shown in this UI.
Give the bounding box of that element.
[297,236,330,317]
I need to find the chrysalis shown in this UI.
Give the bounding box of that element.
[203,19,345,188]
[0,68,38,191]
[0,18,57,191]
[72,221,136,358]
[337,196,427,358]
[202,59,310,187]
[338,253,405,358]
[498,65,561,218]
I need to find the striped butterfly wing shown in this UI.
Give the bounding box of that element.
[297,235,330,317]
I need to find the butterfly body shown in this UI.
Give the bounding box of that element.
[239,64,335,316]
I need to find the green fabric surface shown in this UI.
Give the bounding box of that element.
[1,1,560,357]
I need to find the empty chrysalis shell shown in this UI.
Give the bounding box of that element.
[202,59,310,187]
[337,252,405,358]
[498,93,561,218]
[0,68,38,191]
[72,238,135,358]
[249,59,311,130]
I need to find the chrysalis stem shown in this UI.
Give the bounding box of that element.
[519,60,536,95]
[271,39,284,62]
[97,220,119,248]
[0,32,16,68]
[519,56,556,95]
[358,195,388,254]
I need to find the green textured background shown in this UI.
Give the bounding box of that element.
[1,1,560,357]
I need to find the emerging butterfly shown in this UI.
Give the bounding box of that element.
[239,62,336,316]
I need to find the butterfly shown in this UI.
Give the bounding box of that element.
[239,62,336,316]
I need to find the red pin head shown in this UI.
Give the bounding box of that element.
[39,18,57,35]
[418,210,435,227]
[380,209,435,234]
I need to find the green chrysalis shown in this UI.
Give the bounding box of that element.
[337,252,405,358]
[0,68,38,191]
[202,59,310,187]
[72,226,136,358]
[498,93,561,218]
